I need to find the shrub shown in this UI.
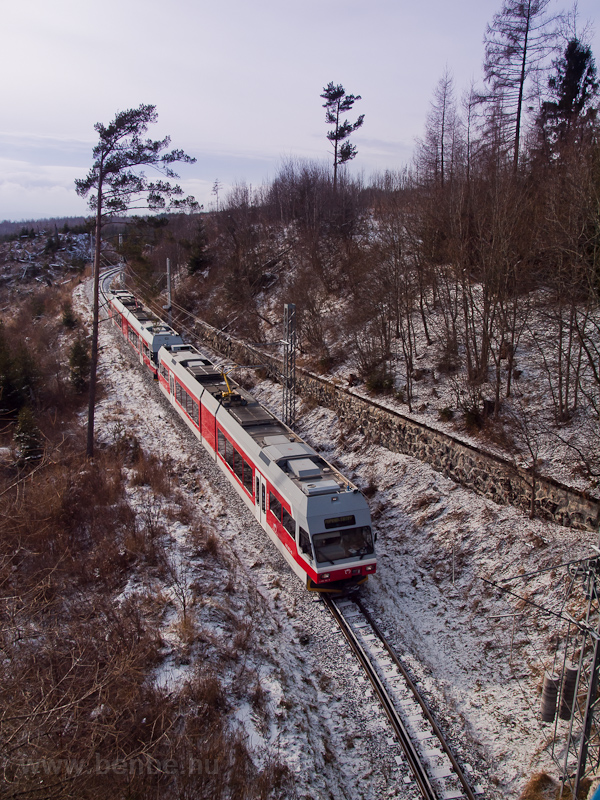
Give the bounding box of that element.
[365,369,394,395]
[131,450,171,495]
[361,475,377,498]
[0,327,40,414]
[30,296,45,318]
[62,300,78,328]
[69,337,90,392]
[13,406,43,464]
[463,407,484,431]
[437,357,458,374]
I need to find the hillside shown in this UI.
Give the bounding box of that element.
[2,186,600,797]
[90,272,597,798]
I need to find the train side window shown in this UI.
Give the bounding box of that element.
[233,448,244,481]
[299,528,312,559]
[185,392,195,419]
[261,484,266,514]
[192,400,199,425]
[269,492,282,522]
[281,507,295,538]
[242,458,253,495]
[218,431,227,460]
[225,439,234,469]
[255,477,260,504]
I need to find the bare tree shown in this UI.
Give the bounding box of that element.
[511,402,545,517]
[163,551,193,625]
[415,68,459,189]
[482,0,559,171]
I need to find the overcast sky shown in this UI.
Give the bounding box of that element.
[1,0,598,222]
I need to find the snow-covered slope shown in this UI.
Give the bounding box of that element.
[79,279,595,798]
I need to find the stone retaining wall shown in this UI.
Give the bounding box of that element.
[193,320,600,532]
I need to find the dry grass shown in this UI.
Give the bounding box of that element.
[233,622,254,652]
[131,449,172,495]
[174,612,198,645]
[519,772,559,800]
[189,521,221,558]
[0,434,293,799]
[0,277,295,800]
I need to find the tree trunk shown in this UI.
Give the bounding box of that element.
[513,9,530,173]
[86,179,103,459]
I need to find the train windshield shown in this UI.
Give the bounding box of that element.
[313,526,374,564]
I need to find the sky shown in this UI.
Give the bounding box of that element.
[1,0,598,222]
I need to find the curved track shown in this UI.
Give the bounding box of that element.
[100,264,122,297]
[323,595,479,800]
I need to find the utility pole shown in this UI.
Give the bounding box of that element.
[550,553,600,797]
[164,257,172,327]
[574,616,600,797]
[282,303,296,429]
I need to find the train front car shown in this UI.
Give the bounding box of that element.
[261,438,376,593]
[152,333,377,594]
[307,490,376,592]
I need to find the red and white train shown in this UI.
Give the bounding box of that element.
[108,288,377,592]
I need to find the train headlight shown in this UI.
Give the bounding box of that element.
[322,573,330,580]
[365,564,375,572]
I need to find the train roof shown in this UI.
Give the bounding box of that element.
[111,291,182,342]
[161,343,361,503]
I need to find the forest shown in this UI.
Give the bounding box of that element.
[115,4,600,492]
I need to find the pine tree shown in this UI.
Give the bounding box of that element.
[14,406,43,465]
[75,104,198,457]
[538,38,599,155]
[185,219,211,275]
[320,82,364,191]
[69,338,91,393]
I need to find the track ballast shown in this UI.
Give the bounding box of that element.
[323,595,480,800]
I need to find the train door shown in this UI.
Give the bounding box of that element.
[169,374,174,398]
[256,472,267,527]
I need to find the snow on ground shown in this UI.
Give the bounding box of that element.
[75,282,423,800]
[259,267,600,495]
[248,374,597,797]
[75,279,597,799]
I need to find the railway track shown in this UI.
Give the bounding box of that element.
[323,595,481,800]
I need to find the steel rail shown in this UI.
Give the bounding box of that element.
[354,597,478,800]
[100,265,122,299]
[323,595,438,800]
